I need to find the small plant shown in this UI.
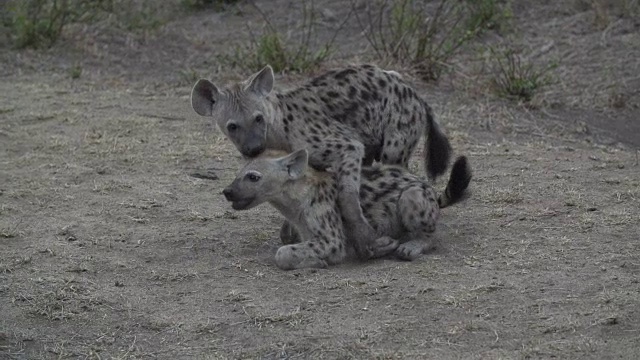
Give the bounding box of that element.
[7,0,73,48]
[243,31,331,74]
[69,64,82,79]
[222,1,342,73]
[490,47,557,102]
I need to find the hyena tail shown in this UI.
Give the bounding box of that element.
[437,156,472,209]
[424,103,452,181]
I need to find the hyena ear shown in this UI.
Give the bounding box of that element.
[191,79,220,116]
[279,149,308,180]
[246,65,274,97]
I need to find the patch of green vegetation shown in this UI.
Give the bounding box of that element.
[355,0,511,81]
[1,0,169,48]
[2,0,110,48]
[242,31,331,74]
[489,46,557,102]
[221,2,339,73]
[69,64,82,79]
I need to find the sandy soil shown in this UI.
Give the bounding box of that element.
[1,1,639,358]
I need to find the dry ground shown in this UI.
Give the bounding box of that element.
[1,1,639,359]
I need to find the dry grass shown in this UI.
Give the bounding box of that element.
[1,1,639,359]
[354,0,512,80]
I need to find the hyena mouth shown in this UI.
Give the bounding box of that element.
[243,145,266,158]
[231,197,256,210]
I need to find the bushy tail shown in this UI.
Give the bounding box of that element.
[437,156,472,209]
[424,103,452,180]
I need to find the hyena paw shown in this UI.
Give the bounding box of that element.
[279,220,300,245]
[351,223,381,260]
[275,245,327,270]
[369,236,399,258]
[394,242,426,261]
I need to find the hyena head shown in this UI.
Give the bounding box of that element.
[222,149,308,210]
[191,66,275,157]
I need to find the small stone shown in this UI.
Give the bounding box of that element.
[190,169,219,181]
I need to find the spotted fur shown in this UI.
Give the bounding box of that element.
[222,150,471,270]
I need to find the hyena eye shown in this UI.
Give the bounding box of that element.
[254,115,264,124]
[227,123,238,132]
[246,173,261,182]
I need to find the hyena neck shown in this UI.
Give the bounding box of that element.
[264,93,290,152]
[268,180,314,234]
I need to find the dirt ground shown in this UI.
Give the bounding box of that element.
[1,1,639,359]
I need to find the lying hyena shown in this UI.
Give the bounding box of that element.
[222,149,472,270]
[191,64,452,260]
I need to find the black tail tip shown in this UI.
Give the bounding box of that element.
[425,110,452,180]
[426,130,452,180]
[447,156,472,203]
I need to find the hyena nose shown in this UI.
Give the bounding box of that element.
[222,188,234,201]
[243,144,265,158]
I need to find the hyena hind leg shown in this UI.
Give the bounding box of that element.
[394,185,440,261]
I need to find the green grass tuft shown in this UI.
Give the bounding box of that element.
[220,1,338,74]
[490,46,557,102]
[355,0,512,81]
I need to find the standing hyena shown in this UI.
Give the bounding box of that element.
[222,149,472,270]
[191,64,452,259]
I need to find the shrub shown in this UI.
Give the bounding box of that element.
[490,47,557,102]
[3,0,114,48]
[221,1,339,73]
[354,0,511,81]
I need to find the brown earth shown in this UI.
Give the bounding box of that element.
[1,1,639,359]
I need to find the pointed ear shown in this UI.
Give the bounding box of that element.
[191,79,220,116]
[278,149,308,180]
[246,65,274,97]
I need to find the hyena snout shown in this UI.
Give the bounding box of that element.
[222,187,235,201]
[242,143,266,158]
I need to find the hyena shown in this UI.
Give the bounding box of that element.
[222,149,472,270]
[191,64,452,259]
